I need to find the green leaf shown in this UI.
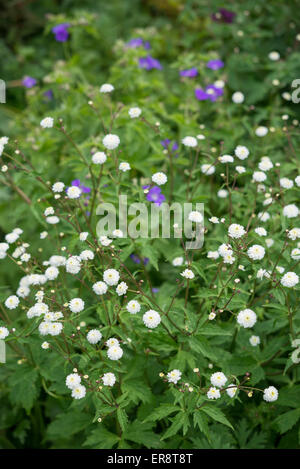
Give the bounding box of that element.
[274,409,300,434]
[200,405,233,430]
[144,404,181,422]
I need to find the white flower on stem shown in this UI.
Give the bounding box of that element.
[218,243,233,257]
[223,253,235,264]
[92,152,107,164]
[226,385,238,398]
[44,207,54,216]
[66,373,81,389]
[257,212,270,222]
[207,387,221,399]
[255,126,268,137]
[253,171,267,182]
[234,145,249,160]
[48,322,63,336]
[237,309,257,328]
[46,216,60,224]
[69,298,85,313]
[99,235,112,246]
[247,245,265,260]
[152,172,167,185]
[5,295,19,309]
[182,136,197,147]
[201,164,215,175]
[217,189,228,198]
[106,338,119,348]
[119,162,131,172]
[40,117,54,128]
[167,369,182,384]
[103,269,120,286]
[41,341,50,349]
[207,251,219,260]
[0,327,9,339]
[210,372,227,388]
[52,182,65,192]
[112,229,123,238]
[71,385,86,399]
[107,345,123,360]
[128,107,142,118]
[188,211,203,223]
[291,248,300,260]
[228,223,246,239]
[93,281,108,295]
[67,186,81,199]
[5,232,19,244]
[281,272,299,288]
[283,204,299,218]
[80,250,94,261]
[87,329,102,344]
[172,256,184,266]
[103,134,120,150]
[259,157,273,171]
[143,310,161,329]
[66,256,81,274]
[268,51,280,61]
[254,227,267,237]
[102,372,116,386]
[288,228,300,241]
[208,312,216,320]
[219,154,234,163]
[295,175,300,187]
[236,166,246,174]
[100,83,114,93]
[116,282,128,296]
[126,300,141,314]
[45,266,59,280]
[79,232,89,241]
[232,91,244,103]
[250,335,260,346]
[180,269,195,279]
[280,178,293,189]
[263,386,278,402]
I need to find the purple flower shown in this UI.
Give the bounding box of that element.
[44,89,54,100]
[179,68,198,78]
[22,76,37,88]
[130,254,149,265]
[195,84,223,102]
[52,23,70,42]
[212,8,236,23]
[127,38,151,49]
[206,59,224,70]
[152,287,159,293]
[161,139,179,157]
[139,56,162,70]
[145,186,165,206]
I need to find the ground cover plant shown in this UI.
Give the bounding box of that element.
[0,0,300,450]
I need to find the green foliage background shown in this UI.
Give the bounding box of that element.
[0,0,300,449]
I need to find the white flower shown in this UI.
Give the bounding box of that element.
[106,338,119,348]
[5,295,19,309]
[71,384,86,399]
[291,248,300,260]
[100,83,114,93]
[283,204,299,218]
[210,372,227,388]
[46,216,60,224]
[80,250,94,261]
[180,269,195,279]
[52,182,64,192]
[102,372,116,386]
[128,107,142,118]
[247,244,265,260]
[0,326,9,339]
[172,256,184,266]
[223,253,235,264]
[112,229,123,238]
[40,231,48,239]
[207,251,219,260]
[143,310,161,329]
[217,189,228,198]
[218,243,233,257]
[152,172,167,186]
[281,272,299,288]
[48,322,63,336]
[182,136,197,147]
[255,126,268,137]
[67,186,81,199]
[103,269,120,286]
[17,286,30,298]
[207,387,221,399]
[237,309,257,328]
[263,386,278,402]
[257,268,269,280]
[201,164,215,175]
[208,312,216,320]
[188,211,203,223]
[107,345,123,360]
[258,157,273,171]
[44,207,54,216]
[66,256,81,274]
[255,227,267,237]
[99,235,112,246]
[40,117,54,128]
[116,281,128,296]
[38,322,50,335]
[79,232,89,241]
[103,134,120,150]
[92,151,107,164]
[167,369,182,384]
[268,51,280,61]
[126,300,141,314]
[66,373,81,389]
[69,298,85,313]
[228,223,246,239]
[250,335,260,346]
[263,197,272,206]
[258,212,270,222]
[236,166,246,174]
[232,91,244,103]
[276,266,285,274]
[45,266,59,280]
[119,162,131,172]
[5,232,19,244]
[219,154,234,163]
[41,341,50,349]
[209,216,219,224]
[49,255,66,267]
[93,281,108,295]
[87,329,102,344]
[288,228,300,241]
[253,171,267,182]
[226,385,238,398]
[234,145,249,160]
[280,177,293,189]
